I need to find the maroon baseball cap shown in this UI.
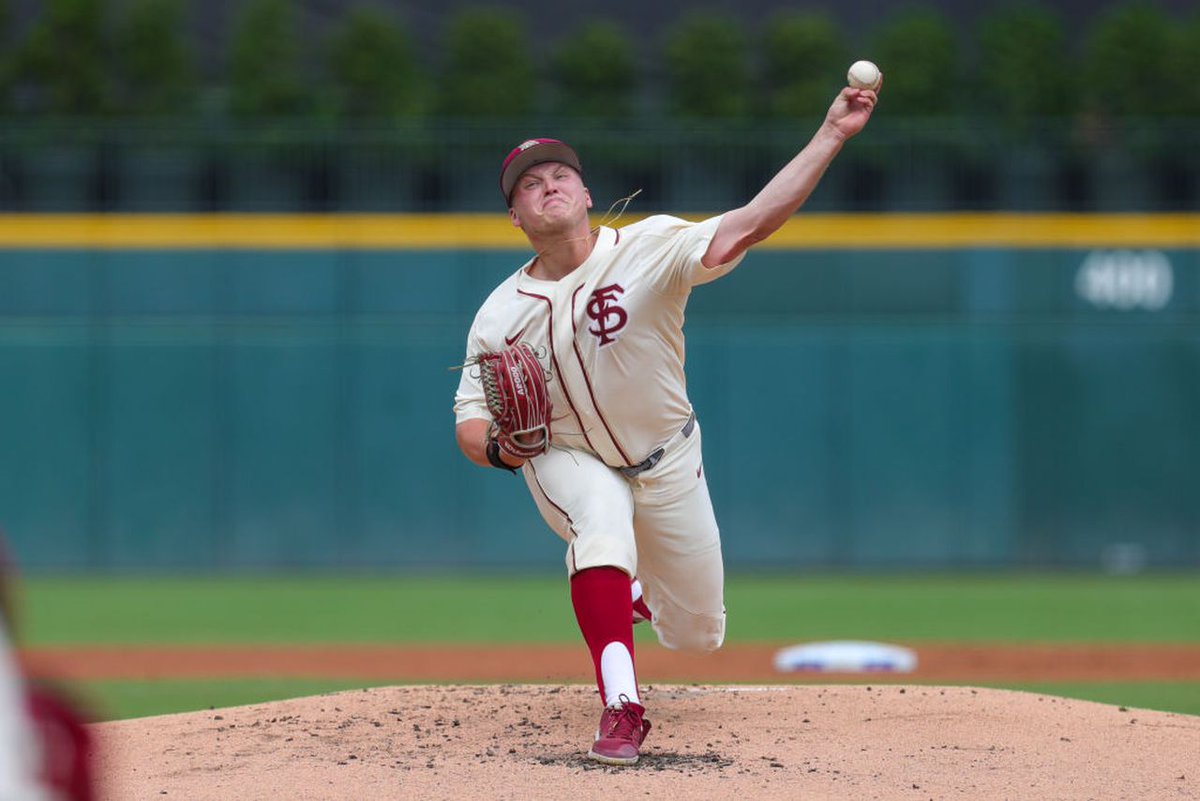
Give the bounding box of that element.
[499,138,582,205]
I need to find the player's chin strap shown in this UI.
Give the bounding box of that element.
[533,189,643,264]
[591,188,641,233]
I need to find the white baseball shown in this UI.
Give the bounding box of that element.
[847,60,882,91]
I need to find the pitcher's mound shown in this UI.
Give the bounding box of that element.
[93,684,1198,800]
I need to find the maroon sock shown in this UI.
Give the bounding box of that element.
[632,595,652,622]
[570,566,637,703]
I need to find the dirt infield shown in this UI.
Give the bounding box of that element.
[22,641,1200,683]
[92,683,1200,800]
[43,642,1200,799]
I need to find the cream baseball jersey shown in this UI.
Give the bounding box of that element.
[454,214,744,468]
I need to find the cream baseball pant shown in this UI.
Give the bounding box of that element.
[522,421,725,653]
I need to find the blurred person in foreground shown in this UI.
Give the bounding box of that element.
[0,541,94,800]
[454,74,880,765]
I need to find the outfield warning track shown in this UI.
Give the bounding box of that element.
[20,642,1200,683]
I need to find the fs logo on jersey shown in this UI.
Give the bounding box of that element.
[586,283,628,346]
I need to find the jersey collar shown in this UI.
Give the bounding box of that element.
[517,226,617,289]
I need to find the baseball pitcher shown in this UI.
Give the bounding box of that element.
[454,76,881,765]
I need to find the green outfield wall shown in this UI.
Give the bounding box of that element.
[1,215,1197,571]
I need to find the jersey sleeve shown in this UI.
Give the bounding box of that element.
[638,214,748,295]
[453,325,493,425]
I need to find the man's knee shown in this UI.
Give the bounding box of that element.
[676,628,724,653]
[655,609,725,653]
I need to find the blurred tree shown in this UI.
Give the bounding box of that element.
[975,3,1074,127]
[439,7,535,117]
[17,0,112,115]
[760,10,848,119]
[228,0,310,117]
[551,20,638,120]
[113,0,198,116]
[665,12,750,119]
[1173,15,1200,116]
[1082,2,1174,116]
[0,0,12,111]
[327,6,423,119]
[869,7,960,115]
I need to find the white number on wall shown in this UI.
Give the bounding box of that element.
[1075,250,1173,311]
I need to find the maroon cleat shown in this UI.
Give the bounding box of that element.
[587,696,651,766]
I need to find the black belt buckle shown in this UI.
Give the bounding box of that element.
[619,448,664,478]
[618,413,695,478]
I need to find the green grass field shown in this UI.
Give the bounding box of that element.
[17,573,1200,720]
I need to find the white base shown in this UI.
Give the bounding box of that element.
[773,640,917,673]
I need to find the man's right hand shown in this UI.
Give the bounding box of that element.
[824,81,881,140]
[456,418,525,469]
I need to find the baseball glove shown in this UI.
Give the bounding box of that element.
[473,342,552,459]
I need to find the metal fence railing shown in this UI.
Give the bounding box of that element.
[0,117,1196,213]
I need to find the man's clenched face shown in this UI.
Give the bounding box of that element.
[508,162,592,235]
